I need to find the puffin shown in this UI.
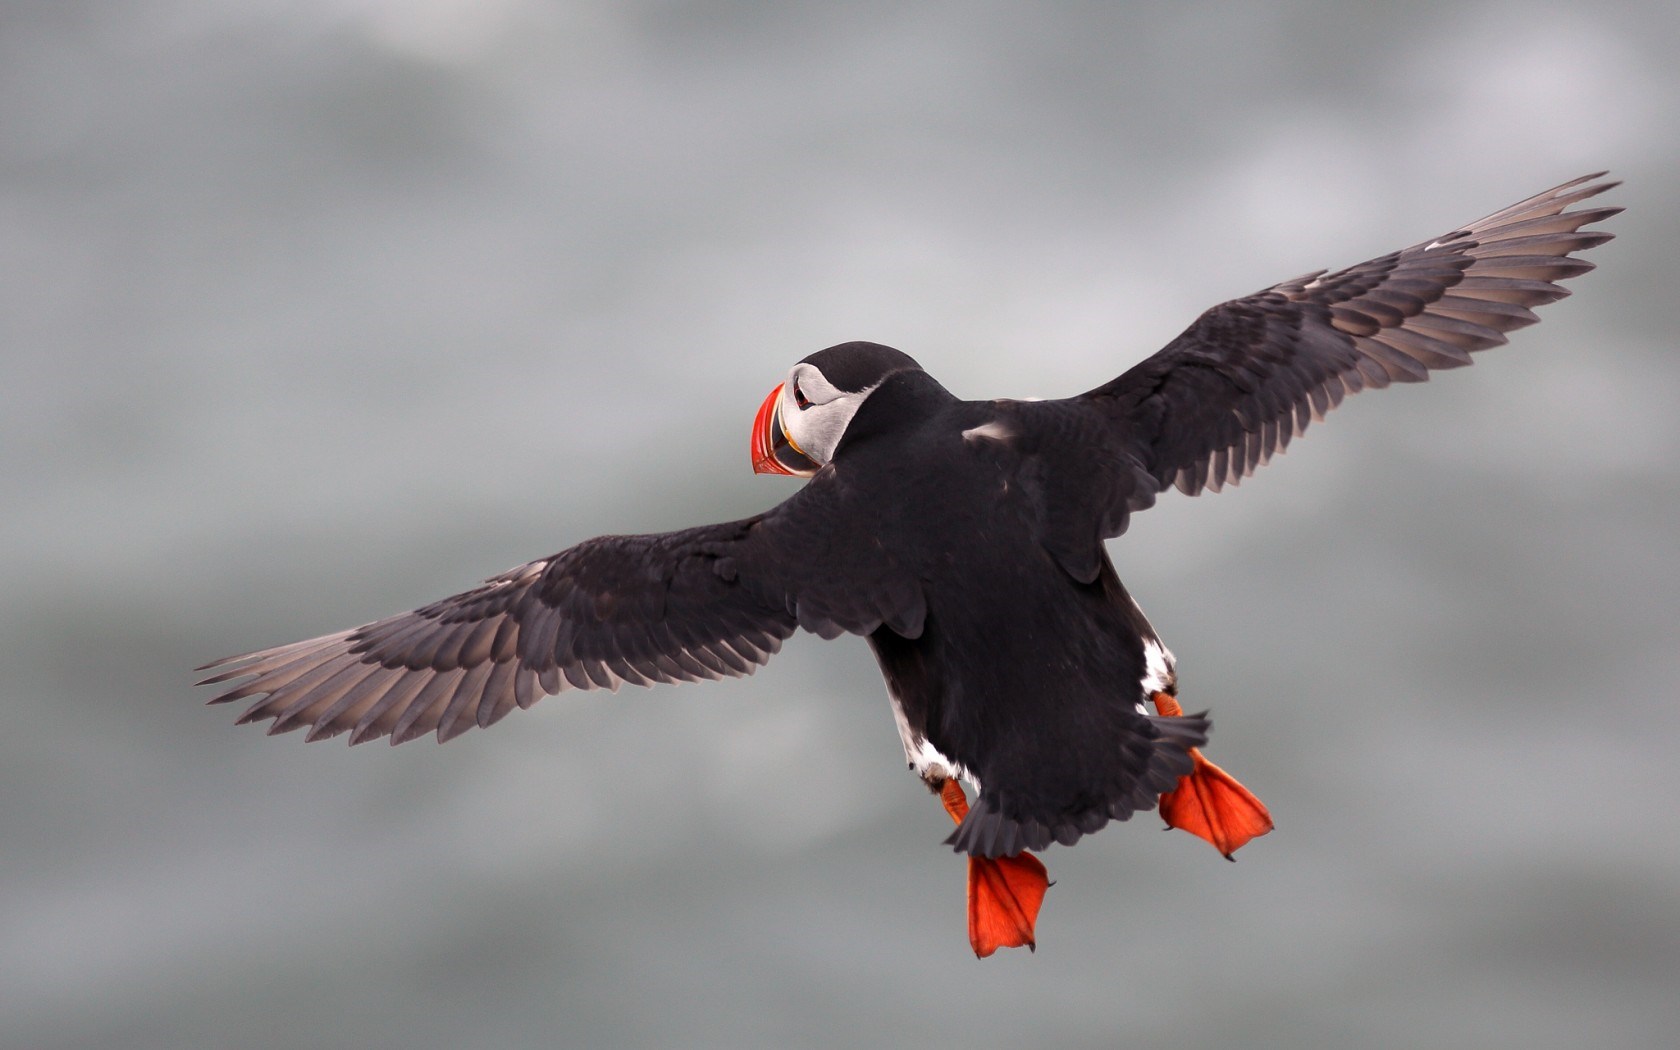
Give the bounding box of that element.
[200,173,1618,957]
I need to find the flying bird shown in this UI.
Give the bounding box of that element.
[201,174,1618,957]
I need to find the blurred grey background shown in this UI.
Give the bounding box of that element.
[4,2,1677,1048]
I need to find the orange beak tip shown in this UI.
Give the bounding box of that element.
[750,384,789,475]
[750,382,821,476]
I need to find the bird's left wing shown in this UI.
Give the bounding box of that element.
[1078,173,1619,530]
[200,480,924,745]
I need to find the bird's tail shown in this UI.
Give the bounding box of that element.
[944,711,1209,858]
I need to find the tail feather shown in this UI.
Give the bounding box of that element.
[945,711,1210,857]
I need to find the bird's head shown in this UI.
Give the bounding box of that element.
[751,341,922,476]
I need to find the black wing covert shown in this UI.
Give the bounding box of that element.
[1084,173,1619,517]
[200,476,927,746]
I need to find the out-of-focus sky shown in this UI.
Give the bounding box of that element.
[4,3,1677,1047]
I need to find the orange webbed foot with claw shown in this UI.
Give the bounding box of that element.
[939,779,1049,958]
[1152,691,1274,859]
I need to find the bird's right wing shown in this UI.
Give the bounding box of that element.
[199,475,925,746]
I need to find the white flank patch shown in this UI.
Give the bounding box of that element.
[1140,637,1177,697]
[885,686,974,787]
[961,420,1015,445]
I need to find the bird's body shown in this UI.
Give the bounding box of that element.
[201,174,1619,954]
[803,375,1200,855]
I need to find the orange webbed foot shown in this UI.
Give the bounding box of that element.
[939,780,1049,958]
[1152,692,1274,859]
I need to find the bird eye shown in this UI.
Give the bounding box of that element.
[793,382,811,410]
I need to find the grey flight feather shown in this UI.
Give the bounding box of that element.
[200,479,928,746]
[1083,172,1619,525]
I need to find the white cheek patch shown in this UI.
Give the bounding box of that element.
[782,401,852,466]
[790,363,843,404]
[780,368,888,467]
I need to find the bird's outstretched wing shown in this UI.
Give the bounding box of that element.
[199,477,925,746]
[1082,173,1619,520]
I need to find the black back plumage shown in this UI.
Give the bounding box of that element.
[201,175,1617,857]
[820,376,1213,854]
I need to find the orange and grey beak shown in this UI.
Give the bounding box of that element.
[751,383,821,476]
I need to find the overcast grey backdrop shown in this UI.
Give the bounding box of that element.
[5,2,1678,1048]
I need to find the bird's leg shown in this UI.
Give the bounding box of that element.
[1151,691,1274,859]
[936,778,1049,958]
